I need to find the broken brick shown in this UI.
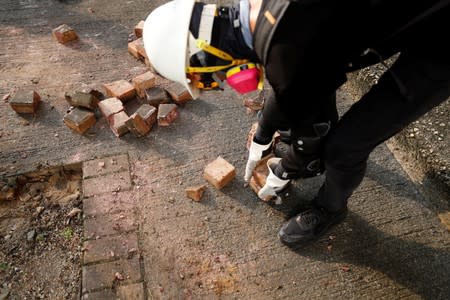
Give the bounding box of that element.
[157,103,178,126]
[186,185,207,202]
[125,104,157,137]
[109,111,129,137]
[132,71,156,98]
[128,37,145,60]
[203,157,236,189]
[98,97,124,120]
[65,89,100,110]
[63,107,96,134]
[145,87,170,107]
[9,90,41,114]
[165,82,193,105]
[134,20,145,38]
[52,24,78,44]
[103,80,136,102]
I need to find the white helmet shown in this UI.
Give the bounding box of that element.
[143,0,200,98]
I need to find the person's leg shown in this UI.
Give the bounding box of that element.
[279,51,450,244]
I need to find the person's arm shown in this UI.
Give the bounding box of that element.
[249,0,262,33]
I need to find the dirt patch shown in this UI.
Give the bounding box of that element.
[0,165,83,299]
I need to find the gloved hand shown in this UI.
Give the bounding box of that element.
[244,140,272,183]
[258,157,290,201]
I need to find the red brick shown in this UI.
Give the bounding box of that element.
[132,71,156,98]
[128,38,145,60]
[203,157,236,189]
[145,87,170,108]
[82,257,141,292]
[186,185,207,202]
[157,103,178,126]
[52,24,78,44]
[165,82,193,105]
[83,171,132,197]
[65,89,100,110]
[82,154,129,179]
[83,232,139,264]
[134,20,145,38]
[84,212,137,239]
[103,80,136,102]
[98,97,124,119]
[117,283,145,300]
[83,191,135,217]
[109,111,129,137]
[9,90,41,113]
[63,107,96,134]
[125,104,157,137]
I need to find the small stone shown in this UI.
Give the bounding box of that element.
[27,229,36,241]
[115,272,125,281]
[98,161,105,168]
[67,207,82,218]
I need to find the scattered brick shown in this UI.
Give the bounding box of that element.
[132,71,156,98]
[103,80,136,102]
[128,37,145,60]
[186,185,207,202]
[110,111,129,137]
[203,157,236,190]
[63,107,96,134]
[157,103,178,126]
[117,283,145,300]
[52,24,78,44]
[65,88,101,110]
[145,87,170,107]
[125,104,157,137]
[9,90,41,114]
[98,97,124,119]
[82,232,139,264]
[134,20,145,38]
[165,82,193,105]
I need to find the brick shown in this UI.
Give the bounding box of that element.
[203,157,236,189]
[83,154,129,179]
[84,212,137,239]
[65,89,101,110]
[243,95,264,111]
[132,71,156,98]
[83,232,139,264]
[9,90,41,113]
[82,257,141,292]
[103,80,136,102]
[117,283,145,300]
[128,38,145,60]
[145,87,170,107]
[157,103,178,126]
[63,107,96,134]
[125,104,157,137]
[186,185,207,202]
[81,289,115,300]
[134,20,145,38]
[165,82,193,104]
[110,111,129,137]
[98,97,124,119]
[52,24,78,44]
[83,191,135,217]
[250,155,273,194]
[83,171,132,197]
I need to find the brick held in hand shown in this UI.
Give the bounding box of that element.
[145,87,170,108]
[134,20,145,38]
[203,157,236,190]
[125,104,157,137]
[103,80,136,102]
[157,103,178,126]
[63,107,96,134]
[9,90,41,114]
[52,24,78,44]
[98,97,124,119]
[109,111,129,137]
[186,185,207,202]
[132,71,156,98]
[64,89,101,110]
[165,82,193,105]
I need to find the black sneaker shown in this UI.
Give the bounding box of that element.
[278,206,347,245]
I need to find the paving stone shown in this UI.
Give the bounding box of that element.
[157,103,178,126]
[52,24,78,44]
[82,257,141,292]
[203,156,236,189]
[185,184,207,202]
[83,171,132,197]
[165,81,193,105]
[117,283,145,300]
[132,71,156,98]
[110,111,130,137]
[98,97,124,120]
[81,289,115,299]
[125,104,157,137]
[63,107,96,134]
[83,191,135,217]
[103,80,136,102]
[83,232,139,264]
[65,89,100,110]
[134,20,145,38]
[84,212,137,239]
[9,90,41,113]
[83,154,130,179]
[145,87,170,108]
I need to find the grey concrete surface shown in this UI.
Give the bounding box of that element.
[1,1,450,299]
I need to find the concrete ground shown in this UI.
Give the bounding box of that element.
[1,0,450,299]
